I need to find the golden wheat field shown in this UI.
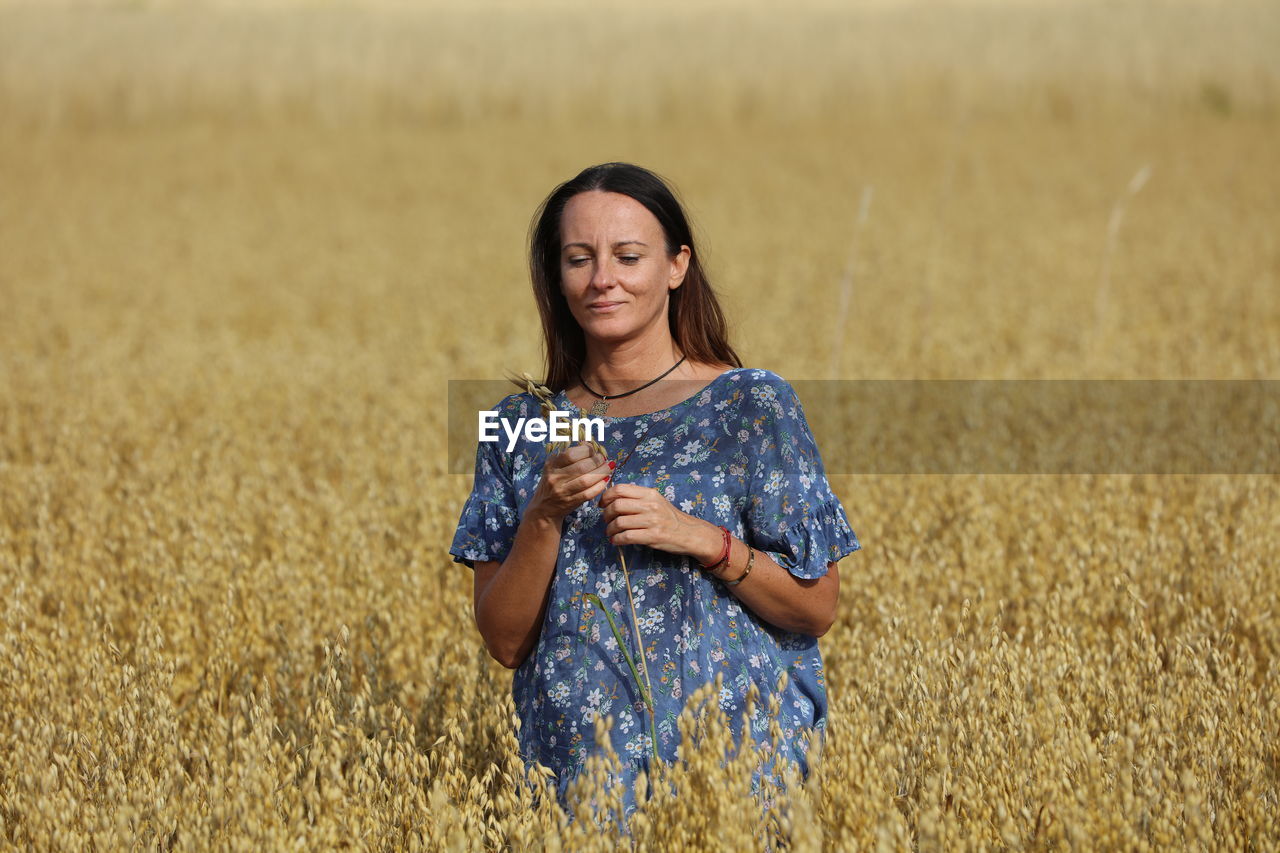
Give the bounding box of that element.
[1,0,1278,848]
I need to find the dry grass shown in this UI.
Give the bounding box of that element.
[1,0,1278,848]
[1,0,1278,129]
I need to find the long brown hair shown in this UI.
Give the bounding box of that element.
[528,162,742,392]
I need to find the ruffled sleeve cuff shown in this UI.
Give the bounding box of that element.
[757,498,861,580]
[448,491,519,569]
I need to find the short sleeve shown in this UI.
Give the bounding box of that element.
[449,408,521,570]
[741,372,861,580]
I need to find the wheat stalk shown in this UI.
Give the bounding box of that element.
[614,547,660,763]
[507,371,660,763]
[829,184,874,379]
[1094,164,1153,341]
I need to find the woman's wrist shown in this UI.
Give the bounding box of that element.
[686,517,729,567]
[717,541,755,586]
[523,499,566,530]
[709,537,744,582]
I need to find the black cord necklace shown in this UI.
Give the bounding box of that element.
[578,356,687,417]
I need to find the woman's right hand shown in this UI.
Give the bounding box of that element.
[474,441,609,669]
[527,442,613,521]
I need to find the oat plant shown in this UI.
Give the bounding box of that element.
[508,372,660,763]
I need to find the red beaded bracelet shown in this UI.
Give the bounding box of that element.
[700,525,731,571]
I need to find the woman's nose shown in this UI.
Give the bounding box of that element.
[590,261,616,289]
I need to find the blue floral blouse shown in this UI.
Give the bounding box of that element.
[449,368,860,813]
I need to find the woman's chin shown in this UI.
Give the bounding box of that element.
[578,319,635,344]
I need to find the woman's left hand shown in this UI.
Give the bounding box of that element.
[598,483,707,556]
[600,484,839,636]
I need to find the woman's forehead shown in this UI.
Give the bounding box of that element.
[560,191,661,244]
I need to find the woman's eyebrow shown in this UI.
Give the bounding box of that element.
[562,241,649,251]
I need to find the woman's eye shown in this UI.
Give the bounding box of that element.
[567,257,590,267]
[618,255,641,264]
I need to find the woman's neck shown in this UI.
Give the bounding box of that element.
[581,333,685,396]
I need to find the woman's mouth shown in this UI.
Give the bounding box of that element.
[588,301,623,313]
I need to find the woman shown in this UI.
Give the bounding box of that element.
[449,162,860,814]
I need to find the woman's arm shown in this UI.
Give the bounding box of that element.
[599,483,841,637]
[471,508,563,669]
[690,526,840,637]
[473,443,612,669]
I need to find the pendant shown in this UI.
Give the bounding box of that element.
[588,398,610,417]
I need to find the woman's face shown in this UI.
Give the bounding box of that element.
[558,190,690,347]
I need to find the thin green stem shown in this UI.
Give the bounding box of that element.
[585,589,660,765]
[617,547,660,764]
[585,593,649,708]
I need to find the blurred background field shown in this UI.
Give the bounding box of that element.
[1,0,1278,848]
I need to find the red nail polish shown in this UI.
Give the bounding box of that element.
[608,460,616,469]
[604,475,611,482]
